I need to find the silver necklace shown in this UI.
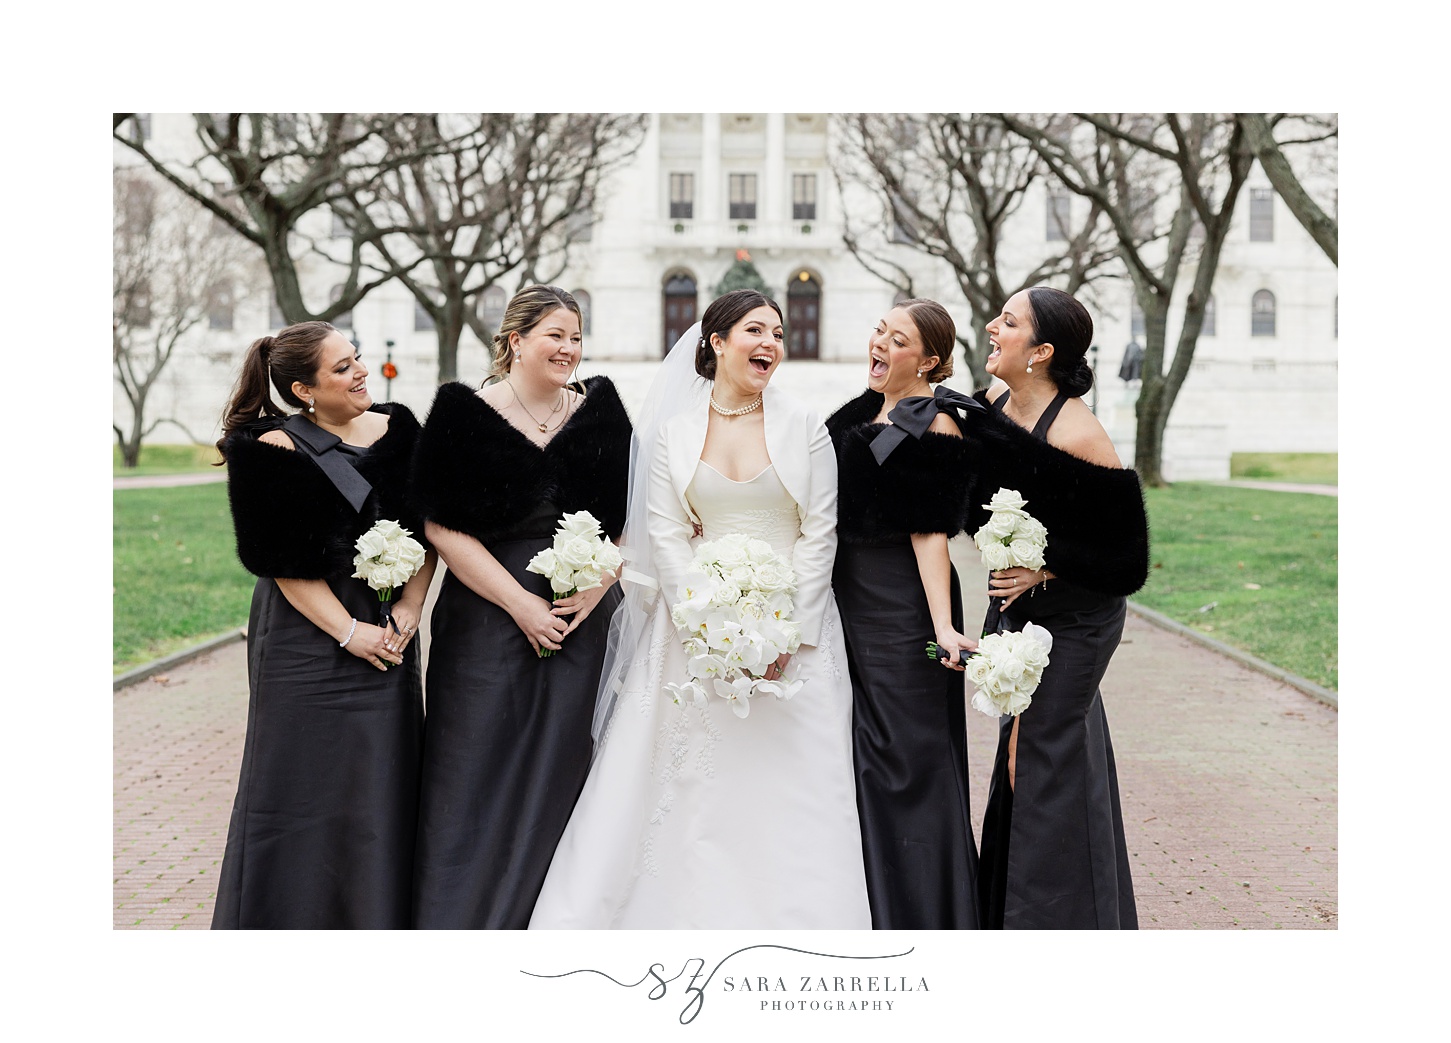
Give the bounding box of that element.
[508,379,566,432]
[709,392,763,417]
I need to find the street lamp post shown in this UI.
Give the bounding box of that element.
[382,339,397,402]
[1089,343,1100,415]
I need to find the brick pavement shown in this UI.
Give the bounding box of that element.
[113,547,1337,930]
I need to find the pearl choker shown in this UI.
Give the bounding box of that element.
[709,392,763,417]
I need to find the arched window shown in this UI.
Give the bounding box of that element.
[207,283,234,330]
[786,271,822,359]
[1251,289,1276,337]
[662,272,698,356]
[479,285,507,338]
[329,284,353,330]
[572,290,592,335]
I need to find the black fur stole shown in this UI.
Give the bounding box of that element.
[224,403,424,580]
[826,390,974,542]
[961,391,1149,597]
[410,376,631,544]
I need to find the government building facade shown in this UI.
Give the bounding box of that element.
[115,113,1337,480]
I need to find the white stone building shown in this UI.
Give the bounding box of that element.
[114,113,1337,480]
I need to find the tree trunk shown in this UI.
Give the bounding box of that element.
[1132,296,1172,487]
[435,306,466,385]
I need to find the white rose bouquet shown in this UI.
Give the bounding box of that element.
[525,510,624,657]
[929,622,1053,718]
[352,519,428,628]
[664,533,805,719]
[973,488,1048,572]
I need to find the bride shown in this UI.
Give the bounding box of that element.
[529,289,871,929]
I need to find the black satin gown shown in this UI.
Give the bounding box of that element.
[213,441,424,930]
[976,391,1137,929]
[411,501,622,929]
[827,390,981,929]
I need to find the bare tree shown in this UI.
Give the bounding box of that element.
[112,113,443,325]
[832,113,1122,386]
[114,168,256,467]
[355,113,646,382]
[1000,113,1255,486]
[1239,113,1338,265]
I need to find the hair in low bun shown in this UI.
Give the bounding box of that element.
[1025,286,1094,399]
[895,298,956,383]
[487,285,581,382]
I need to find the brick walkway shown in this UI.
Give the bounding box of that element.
[113,549,1337,930]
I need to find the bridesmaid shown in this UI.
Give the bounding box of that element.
[409,285,631,929]
[825,298,982,929]
[969,286,1148,929]
[213,320,435,929]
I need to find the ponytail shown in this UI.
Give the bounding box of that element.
[216,322,337,459]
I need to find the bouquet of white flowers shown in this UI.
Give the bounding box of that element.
[940,622,1053,718]
[663,532,805,719]
[973,488,1048,572]
[526,510,624,657]
[352,519,428,628]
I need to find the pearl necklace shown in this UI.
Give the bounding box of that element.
[709,392,763,417]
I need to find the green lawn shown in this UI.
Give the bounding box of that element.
[1135,483,1337,690]
[114,443,224,477]
[1229,452,1337,485]
[113,483,253,673]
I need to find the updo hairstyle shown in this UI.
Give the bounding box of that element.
[693,288,785,380]
[1024,286,1095,398]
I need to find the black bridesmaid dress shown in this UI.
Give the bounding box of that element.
[408,377,630,929]
[826,388,981,930]
[213,405,425,929]
[973,389,1141,929]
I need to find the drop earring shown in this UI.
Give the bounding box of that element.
[307,399,315,414]
[1026,363,1033,373]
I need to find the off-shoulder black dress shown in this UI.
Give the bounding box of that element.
[408,377,630,929]
[968,389,1146,929]
[212,404,426,929]
[826,388,982,930]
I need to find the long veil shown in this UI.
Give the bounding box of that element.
[590,322,710,745]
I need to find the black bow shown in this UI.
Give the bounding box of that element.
[869,385,986,465]
[282,414,374,512]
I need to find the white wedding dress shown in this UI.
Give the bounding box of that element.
[528,460,872,929]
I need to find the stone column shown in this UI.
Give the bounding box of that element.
[764,112,785,228]
[701,112,720,228]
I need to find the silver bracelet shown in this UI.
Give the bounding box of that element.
[339,618,358,648]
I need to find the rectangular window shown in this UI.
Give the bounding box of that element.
[1130,299,1145,339]
[729,173,757,220]
[792,174,817,221]
[1201,296,1216,337]
[269,292,286,329]
[414,299,435,332]
[669,172,694,219]
[1250,187,1274,241]
[1046,189,1071,241]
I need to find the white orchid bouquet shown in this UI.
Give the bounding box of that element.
[973,488,1048,572]
[959,622,1054,718]
[664,532,805,719]
[526,510,624,657]
[352,519,428,627]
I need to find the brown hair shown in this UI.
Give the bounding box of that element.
[217,320,338,458]
[894,298,955,383]
[694,289,785,379]
[487,285,582,382]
